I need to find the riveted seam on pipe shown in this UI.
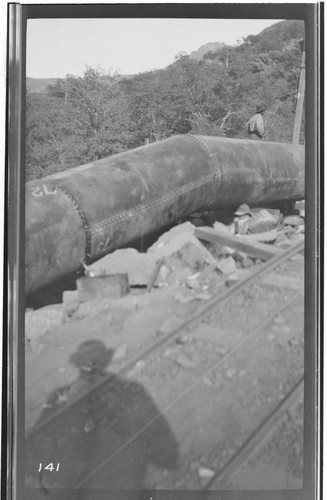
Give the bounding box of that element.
[89,170,220,235]
[189,135,224,205]
[56,184,92,262]
[189,135,221,173]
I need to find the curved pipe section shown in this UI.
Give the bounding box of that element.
[26,135,304,295]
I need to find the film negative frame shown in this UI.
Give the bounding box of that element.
[4,3,322,500]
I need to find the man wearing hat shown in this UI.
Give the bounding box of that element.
[246,105,266,140]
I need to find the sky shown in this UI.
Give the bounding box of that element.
[26,18,279,78]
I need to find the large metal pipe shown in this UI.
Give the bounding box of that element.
[26,135,304,296]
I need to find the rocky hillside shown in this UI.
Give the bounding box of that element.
[189,41,225,60]
[26,19,305,181]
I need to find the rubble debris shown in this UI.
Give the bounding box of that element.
[216,256,237,276]
[76,273,129,302]
[213,220,235,235]
[263,208,281,218]
[87,248,157,286]
[147,222,195,254]
[283,215,304,227]
[241,257,253,269]
[174,290,195,304]
[198,467,215,479]
[154,240,220,288]
[25,305,63,342]
[233,206,281,235]
[225,272,240,286]
[195,227,281,261]
[175,333,190,345]
[147,258,164,292]
[247,209,279,234]
[175,354,197,370]
[186,273,200,289]
[62,290,80,317]
[148,222,217,266]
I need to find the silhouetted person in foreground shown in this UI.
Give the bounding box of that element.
[26,340,178,500]
[246,104,266,140]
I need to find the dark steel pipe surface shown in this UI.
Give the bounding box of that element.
[26,135,304,295]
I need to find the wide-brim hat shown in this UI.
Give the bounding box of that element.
[234,204,252,216]
[256,104,266,113]
[70,340,113,370]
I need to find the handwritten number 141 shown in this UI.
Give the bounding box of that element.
[38,463,60,472]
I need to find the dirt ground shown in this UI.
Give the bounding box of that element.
[25,209,305,495]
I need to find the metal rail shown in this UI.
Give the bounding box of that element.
[75,290,303,488]
[26,239,304,443]
[205,377,304,490]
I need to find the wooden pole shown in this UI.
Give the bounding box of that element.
[292,49,305,144]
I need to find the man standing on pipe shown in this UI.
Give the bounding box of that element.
[247,104,266,140]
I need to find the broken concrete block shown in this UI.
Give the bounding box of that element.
[241,257,253,269]
[283,215,305,227]
[62,290,80,316]
[262,208,281,218]
[166,239,218,270]
[213,221,233,235]
[76,274,129,302]
[166,267,193,286]
[216,256,237,276]
[186,277,200,289]
[148,224,218,270]
[148,222,195,255]
[247,210,278,234]
[87,248,157,286]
